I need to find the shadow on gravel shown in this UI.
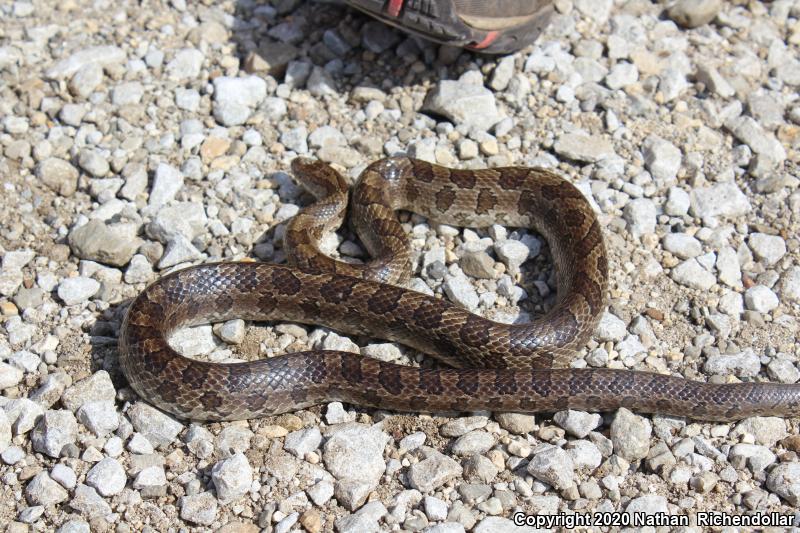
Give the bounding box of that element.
[229,0,479,103]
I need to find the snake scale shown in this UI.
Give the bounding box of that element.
[119,157,800,422]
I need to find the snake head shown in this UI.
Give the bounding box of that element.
[290,158,349,199]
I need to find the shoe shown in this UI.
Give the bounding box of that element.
[346,0,554,54]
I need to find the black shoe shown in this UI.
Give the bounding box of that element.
[346,0,554,54]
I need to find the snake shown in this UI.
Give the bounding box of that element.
[119,157,800,422]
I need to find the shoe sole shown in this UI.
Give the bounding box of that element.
[346,0,554,54]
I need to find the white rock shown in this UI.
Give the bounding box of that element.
[213,76,268,126]
[148,163,184,208]
[25,472,68,505]
[671,258,716,290]
[211,452,252,503]
[57,277,100,305]
[85,457,127,496]
[180,492,218,526]
[31,410,78,458]
[744,285,779,313]
[748,233,786,265]
[0,362,24,389]
[127,402,184,449]
[76,401,119,437]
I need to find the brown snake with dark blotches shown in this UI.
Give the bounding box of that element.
[119,157,800,421]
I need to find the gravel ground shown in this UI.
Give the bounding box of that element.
[2,0,800,531]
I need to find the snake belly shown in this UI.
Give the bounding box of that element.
[119,157,800,421]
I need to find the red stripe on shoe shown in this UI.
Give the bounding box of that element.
[387,0,403,17]
[470,31,499,50]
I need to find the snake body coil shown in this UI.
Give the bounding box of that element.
[119,157,800,421]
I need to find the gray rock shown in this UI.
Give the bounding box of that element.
[31,410,78,458]
[596,311,627,342]
[159,234,202,268]
[407,449,463,492]
[124,254,154,284]
[716,247,742,288]
[662,233,702,259]
[69,484,112,517]
[149,163,184,208]
[56,520,91,533]
[362,21,401,54]
[696,64,735,98]
[334,501,387,533]
[307,479,334,506]
[664,187,690,216]
[623,199,656,238]
[779,267,800,304]
[451,431,495,456]
[443,275,479,311]
[704,349,761,377]
[361,343,402,362]
[748,233,786,266]
[625,494,669,516]
[527,445,575,490]
[85,457,126,496]
[25,472,68,505]
[610,408,651,461]
[605,61,639,90]
[213,319,245,345]
[57,277,100,305]
[325,402,354,424]
[175,88,200,111]
[68,219,139,267]
[766,462,800,506]
[61,370,115,411]
[179,492,218,525]
[567,440,603,471]
[460,251,495,279]
[671,258,716,290]
[284,427,322,458]
[281,126,309,154]
[554,133,615,163]
[725,116,786,164]
[744,285,779,313]
[689,182,750,218]
[148,202,208,242]
[441,416,488,437]
[4,397,45,434]
[494,413,535,435]
[128,402,184,449]
[165,48,204,80]
[643,136,682,182]
[554,410,602,438]
[37,158,79,196]
[68,62,104,98]
[211,452,252,503]
[494,240,530,274]
[78,149,109,177]
[767,358,800,384]
[733,417,787,446]
[213,76,267,126]
[0,362,24,389]
[323,423,389,485]
[46,45,126,78]
[307,66,337,97]
[285,61,312,89]
[729,443,776,472]
[423,80,501,132]
[0,411,10,453]
[50,463,77,489]
[133,465,167,494]
[668,0,722,28]
[76,400,118,437]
